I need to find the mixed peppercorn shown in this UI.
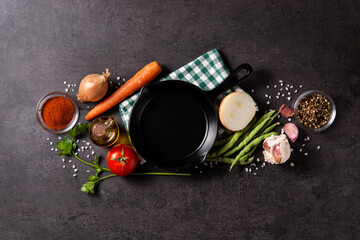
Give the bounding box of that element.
[296,93,332,129]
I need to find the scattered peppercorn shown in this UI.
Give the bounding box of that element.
[296,94,332,129]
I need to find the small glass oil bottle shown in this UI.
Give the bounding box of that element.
[88,116,120,147]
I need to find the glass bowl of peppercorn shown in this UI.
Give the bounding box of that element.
[294,90,336,132]
[36,91,79,134]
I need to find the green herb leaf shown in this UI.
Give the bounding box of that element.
[72,142,77,152]
[81,181,96,194]
[94,155,99,164]
[88,175,100,182]
[92,165,102,174]
[57,137,74,156]
[67,123,90,140]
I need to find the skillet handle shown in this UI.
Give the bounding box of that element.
[206,63,253,102]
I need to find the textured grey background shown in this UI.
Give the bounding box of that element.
[1,0,359,239]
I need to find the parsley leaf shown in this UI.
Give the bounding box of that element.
[91,155,103,174]
[88,175,100,182]
[93,155,100,164]
[81,181,96,194]
[57,137,74,156]
[92,165,102,175]
[67,123,90,140]
[81,175,101,194]
[72,142,77,152]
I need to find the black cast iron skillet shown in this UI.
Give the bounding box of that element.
[129,63,252,169]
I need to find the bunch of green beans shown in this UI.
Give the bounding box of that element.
[207,110,280,169]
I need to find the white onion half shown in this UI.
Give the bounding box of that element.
[219,91,257,131]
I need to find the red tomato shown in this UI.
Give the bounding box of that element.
[106,144,138,176]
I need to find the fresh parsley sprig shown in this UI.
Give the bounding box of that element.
[56,123,115,194]
[80,155,117,194]
[67,123,90,140]
[57,136,76,156]
[56,123,191,195]
[80,174,116,194]
[57,123,109,171]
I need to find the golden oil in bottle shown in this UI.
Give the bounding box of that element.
[88,116,119,147]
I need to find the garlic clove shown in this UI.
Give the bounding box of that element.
[263,139,271,152]
[273,144,282,164]
[280,104,294,117]
[283,123,299,142]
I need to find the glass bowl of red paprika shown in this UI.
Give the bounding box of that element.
[36,91,79,134]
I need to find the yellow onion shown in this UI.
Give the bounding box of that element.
[77,69,110,102]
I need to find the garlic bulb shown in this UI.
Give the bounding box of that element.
[262,134,291,164]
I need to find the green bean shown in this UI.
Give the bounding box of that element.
[234,140,262,165]
[212,110,270,148]
[262,122,280,135]
[213,134,235,147]
[207,150,255,166]
[208,150,256,166]
[223,111,274,151]
[206,157,239,165]
[229,117,260,149]
[209,134,240,158]
[240,156,254,165]
[255,110,275,126]
[235,116,258,140]
[207,142,258,165]
[258,111,279,134]
[234,121,279,166]
[238,145,257,163]
[228,111,274,149]
[230,131,248,152]
[206,146,256,166]
[209,117,257,157]
[208,127,278,168]
[238,136,270,165]
[230,131,278,170]
[223,114,274,157]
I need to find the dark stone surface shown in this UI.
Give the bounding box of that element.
[1,0,359,239]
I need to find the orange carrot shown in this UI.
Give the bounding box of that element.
[85,62,162,121]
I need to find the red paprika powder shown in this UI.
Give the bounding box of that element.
[41,97,74,130]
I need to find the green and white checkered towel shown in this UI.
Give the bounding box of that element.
[119,49,241,137]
